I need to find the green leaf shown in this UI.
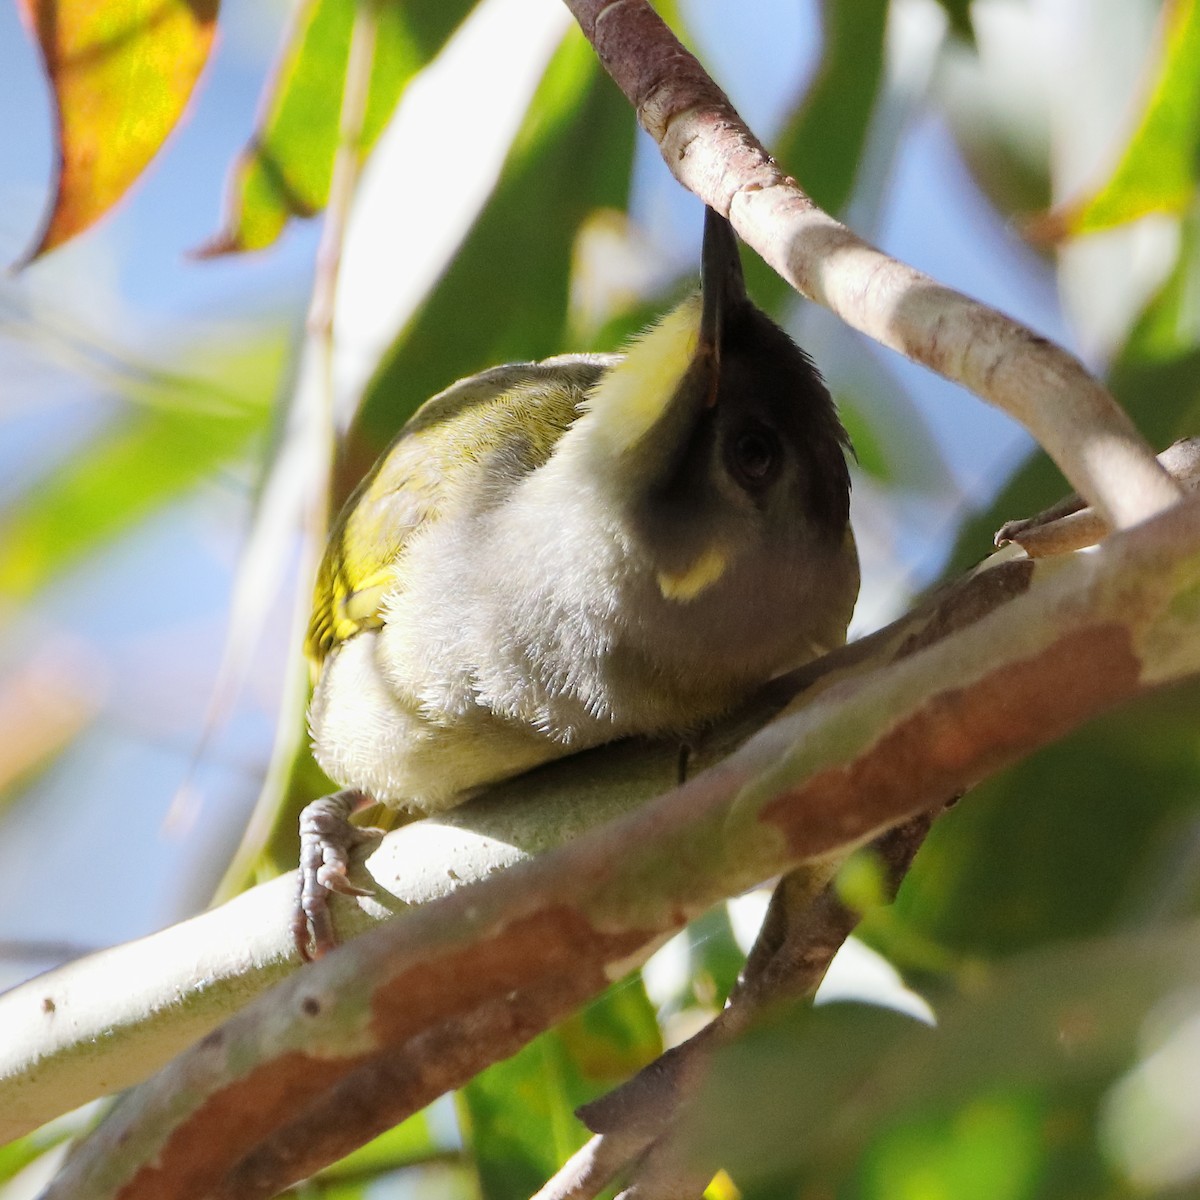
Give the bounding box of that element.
[1039,0,1200,238]
[0,1126,68,1185]
[0,1103,101,1186]
[15,0,218,262]
[353,27,636,463]
[735,0,900,511]
[686,906,746,1011]
[933,0,976,44]
[831,354,955,493]
[558,977,663,1083]
[201,0,474,255]
[883,681,1200,961]
[742,0,889,310]
[459,978,661,1200]
[0,343,279,600]
[308,1107,448,1183]
[1119,206,1200,363]
[461,1037,582,1200]
[682,922,1200,1196]
[779,0,889,216]
[207,34,630,881]
[857,1092,1045,1200]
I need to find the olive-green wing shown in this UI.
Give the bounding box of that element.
[305,355,617,670]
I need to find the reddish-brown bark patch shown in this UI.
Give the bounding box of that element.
[763,623,1141,856]
[115,909,654,1199]
[115,1047,371,1199]
[368,906,653,1043]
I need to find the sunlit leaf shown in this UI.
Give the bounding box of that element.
[460,978,660,1200]
[0,342,280,600]
[0,1126,65,1185]
[1033,0,1200,240]
[14,0,218,263]
[200,0,473,256]
[0,1102,100,1186]
[353,28,634,458]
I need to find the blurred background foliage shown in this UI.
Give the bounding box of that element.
[3,0,1200,1196]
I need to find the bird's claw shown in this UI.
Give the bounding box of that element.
[316,862,374,898]
[295,788,378,961]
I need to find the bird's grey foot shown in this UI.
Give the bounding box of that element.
[294,788,378,961]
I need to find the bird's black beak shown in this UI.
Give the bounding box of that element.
[699,207,748,375]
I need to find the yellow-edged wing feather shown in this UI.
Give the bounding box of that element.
[305,355,617,672]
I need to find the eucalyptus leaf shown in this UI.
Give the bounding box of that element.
[684,922,1200,1197]
[0,342,279,600]
[202,0,475,255]
[355,29,636,466]
[1042,0,1200,237]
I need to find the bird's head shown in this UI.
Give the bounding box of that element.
[568,207,858,665]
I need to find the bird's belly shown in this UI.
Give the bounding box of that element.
[308,632,570,810]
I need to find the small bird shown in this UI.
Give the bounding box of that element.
[296,207,858,959]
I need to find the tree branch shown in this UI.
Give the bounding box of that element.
[560,0,1179,531]
[34,492,1200,1200]
[0,723,698,1143]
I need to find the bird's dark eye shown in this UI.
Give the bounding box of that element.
[728,423,780,490]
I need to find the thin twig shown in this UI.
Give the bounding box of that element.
[997,436,1200,556]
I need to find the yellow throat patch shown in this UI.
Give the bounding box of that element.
[657,544,729,601]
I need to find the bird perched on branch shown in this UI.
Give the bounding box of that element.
[296,207,858,959]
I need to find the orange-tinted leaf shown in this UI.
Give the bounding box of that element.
[15,0,219,264]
